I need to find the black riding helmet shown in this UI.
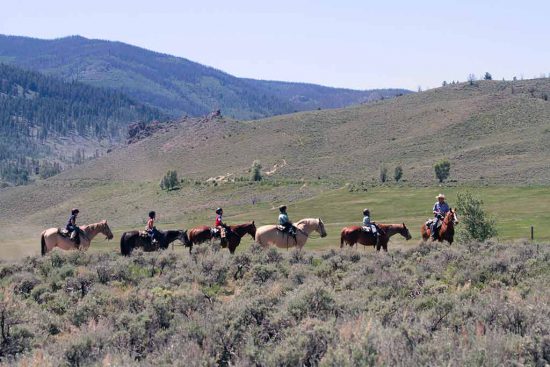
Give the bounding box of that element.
[279,205,287,213]
[148,211,156,219]
[216,208,223,215]
[71,208,80,215]
[363,208,370,215]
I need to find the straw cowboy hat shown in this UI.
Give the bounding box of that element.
[436,193,446,199]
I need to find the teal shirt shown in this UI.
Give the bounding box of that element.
[278,213,290,225]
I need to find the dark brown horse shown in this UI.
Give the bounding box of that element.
[120,229,190,256]
[421,209,458,244]
[340,223,412,252]
[188,222,256,254]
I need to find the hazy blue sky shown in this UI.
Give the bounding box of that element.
[1,0,548,90]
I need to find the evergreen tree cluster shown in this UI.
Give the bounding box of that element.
[0,63,166,185]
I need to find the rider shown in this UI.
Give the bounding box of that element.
[146,211,160,245]
[431,194,450,240]
[215,208,227,240]
[278,205,296,237]
[362,209,377,232]
[362,208,381,243]
[66,208,80,244]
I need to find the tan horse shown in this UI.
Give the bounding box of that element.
[255,218,327,250]
[40,220,114,255]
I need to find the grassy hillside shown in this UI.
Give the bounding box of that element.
[58,78,550,185]
[0,63,164,186]
[0,35,410,119]
[0,78,549,258]
[0,241,548,365]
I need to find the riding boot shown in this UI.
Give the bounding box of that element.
[431,225,437,240]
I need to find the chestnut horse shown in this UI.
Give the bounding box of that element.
[255,218,327,250]
[421,209,459,244]
[40,220,114,255]
[340,223,412,252]
[188,222,256,254]
[120,229,190,256]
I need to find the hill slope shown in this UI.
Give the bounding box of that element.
[60,78,550,184]
[0,35,410,119]
[0,63,164,185]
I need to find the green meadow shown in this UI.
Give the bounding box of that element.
[90,184,550,255]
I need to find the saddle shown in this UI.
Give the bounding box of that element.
[425,218,442,229]
[57,228,81,245]
[361,225,378,234]
[277,224,297,237]
[139,230,149,238]
[210,227,227,238]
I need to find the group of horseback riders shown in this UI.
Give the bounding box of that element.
[61,193,451,246]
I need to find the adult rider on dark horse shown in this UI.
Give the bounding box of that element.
[431,193,450,240]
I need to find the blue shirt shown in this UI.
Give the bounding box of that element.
[278,213,290,225]
[362,216,371,226]
[433,202,450,216]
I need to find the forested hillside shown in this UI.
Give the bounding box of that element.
[0,63,164,185]
[0,35,411,119]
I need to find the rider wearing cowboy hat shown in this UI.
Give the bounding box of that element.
[431,194,450,239]
[66,208,80,244]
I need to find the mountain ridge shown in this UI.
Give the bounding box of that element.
[0,34,411,119]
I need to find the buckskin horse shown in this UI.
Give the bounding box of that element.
[421,209,459,244]
[255,218,327,250]
[40,220,114,255]
[188,222,256,254]
[120,229,190,256]
[340,223,412,252]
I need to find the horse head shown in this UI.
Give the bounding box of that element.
[318,218,327,238]
[401,223,412,240]
[101,220,114,240]
[248,221,257,239]
[444,209,459,226]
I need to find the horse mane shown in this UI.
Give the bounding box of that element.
[81,220,107,232]
[295,218,318,226]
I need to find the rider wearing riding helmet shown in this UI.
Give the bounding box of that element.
[431,194,450,239]
[146,211,160,244]
[278,205,296,236]
[215,208,228,239]
[66,208,80,244]
[362,208,382,238]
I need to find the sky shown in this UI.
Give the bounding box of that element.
[1,0,548,90]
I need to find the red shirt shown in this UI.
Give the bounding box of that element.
[215,214,223,226]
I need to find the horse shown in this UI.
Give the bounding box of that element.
[40,220,114,256]
[421,209,459,244]
[340,223,412,252]
[120,229,190,256]
[188,222,256,254]
[255,218,327,250]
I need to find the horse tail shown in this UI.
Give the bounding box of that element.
[340,230,345,248]
[41,232,47,256]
